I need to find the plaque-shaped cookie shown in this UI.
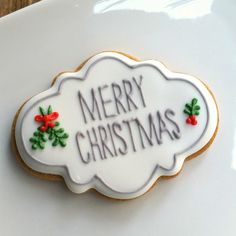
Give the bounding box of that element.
[13,52,218,199]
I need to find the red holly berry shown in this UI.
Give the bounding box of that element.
[191,119,198,126]
[189,115,197,126]
[186,117,192,124]
[189,115,195,120]
[185,115,198,126]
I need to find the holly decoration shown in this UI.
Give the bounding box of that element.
[29,106,69,150]
[183,98,201,126]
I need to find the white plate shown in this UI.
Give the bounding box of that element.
[0,0,235,235]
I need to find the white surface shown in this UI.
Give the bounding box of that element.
[15,52,218,199]
[0,0,235,235]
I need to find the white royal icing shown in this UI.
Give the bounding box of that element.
[15,52,218,199]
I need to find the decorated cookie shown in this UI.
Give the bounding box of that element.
[13,52,218,199]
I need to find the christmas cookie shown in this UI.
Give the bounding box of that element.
[13,52,218,199]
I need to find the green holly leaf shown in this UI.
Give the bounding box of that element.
[41,135,47,142]
[39,106,47,116]
[29,137,37,143]
[48,105,52,114]
[52,139,59,146]
[194,105,200,111]
[192,98,198,106]
[185,103,192,111]
[57,128,64,133]
[38,142,45,149]
[62,133,69,139]
[184,98,201,117]
[55,122,60,127]
[49,133,55,140]
[30,129,47,150]
[184,109,191,115]
[59,139,66,147]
